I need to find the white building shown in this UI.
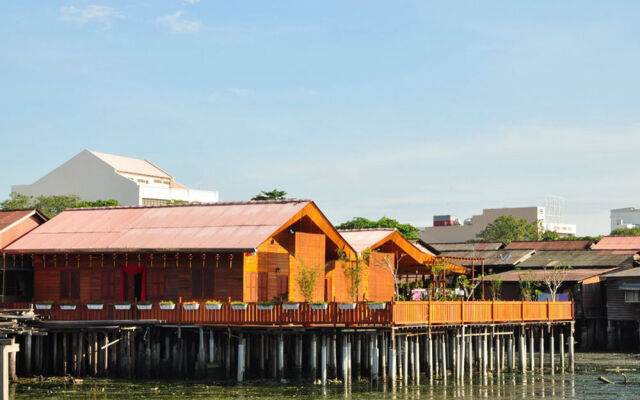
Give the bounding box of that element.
[12,150,218,206]
[421,206,577,243]
[610,207,640,232]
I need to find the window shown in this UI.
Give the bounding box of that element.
[137,178,149,184]
[101,270,115,299]
[142,198,169,206]
[148,269,166,300]
[625,290,640,303]
[192,268,214,298]
[60,270,80,300]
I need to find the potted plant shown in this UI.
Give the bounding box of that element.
[59,302,77,311]
[337,248,369,309]
[283,302,300,310]
[257,301,274,310]
[35,300,53,310]
[310,301,328,310]
[159,300,176,310]
[183,301,200,311]
[231,301,248,310]
[367,301,386,310]
[86,301,104,310]
[296,257,318,307]
[205,300,222,310]
[136,301,153,311]
[115,301,131,311]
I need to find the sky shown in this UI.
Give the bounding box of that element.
[2,1,640,236]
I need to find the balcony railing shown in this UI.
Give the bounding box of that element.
[0,300,573,327]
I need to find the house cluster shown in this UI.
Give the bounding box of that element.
[420,238,640,351]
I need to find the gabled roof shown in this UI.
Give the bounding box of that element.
[483,268,618,283]
[437,249,534,267]
[5,200,349,253]
[505,240,593,251]
[89,150,172,179]
[337,228,396,253]
[602,267,640,279]
[517,250,636,269]
[592,236,640,251]
[0,209,47,232]
[427,242,504,252]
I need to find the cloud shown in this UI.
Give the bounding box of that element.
[157,11,201,34]
[60,5,123,26]
[183,0,203,3]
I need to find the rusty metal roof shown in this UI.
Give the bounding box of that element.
[505,240,593,251]
[437,249,535,266]
[337,228,395,252]
[427,242,504,252]
[517,250,636,269]
[483,268,618,282]
[5,200,311,253]
[592,236,640,251]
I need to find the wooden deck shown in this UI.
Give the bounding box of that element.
[0,300,573,327]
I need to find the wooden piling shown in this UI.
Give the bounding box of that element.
[24,332,32,376]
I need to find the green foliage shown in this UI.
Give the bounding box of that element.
[336,216,420,240]
[456,274,480,300]
[611,227,640,236]
[337,248,370,302]
[0,192,119,218]
[252,189,287,201]
[541,230,603,241]
[476,215,540,244]
[516,268,538,301]
[295,257,317,303]
[489,277,503,300]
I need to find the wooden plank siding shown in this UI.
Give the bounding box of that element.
[290,232,325,302]
[606,277,640,321]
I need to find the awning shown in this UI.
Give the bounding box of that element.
[620,283,640,291]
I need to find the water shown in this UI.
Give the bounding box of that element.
[12,354,640,399]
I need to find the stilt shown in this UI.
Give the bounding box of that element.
[489,330,494,373]
[197,327,205,377]
[427,331,433,383]
[550,327,555,375]
[380,333,387,383]
[482,328,488,378]
[607,320,615,351]
[507,334,513,373]
[409,336,414,384]
[539,328,544,374]
[495,333,501,376]
[414,335,420,385]
[225,329,231,379]
[330,334,337,379]
[519,327,526,373]
[389,330,396,390]
[529,328,534,372]
[269,336,276,380]
[403,335,408,386]
[467,331,473,380]
[560,329,565,372]
[441,333,446,382]
[277,333,284,381]
[310,333,317,381]
[259,334,265,378]
[355,334,361,380]
[569,323,575,373]
[343,334,349,386]
[236,334,245,383]
[460,327,465,383]
[209,328,215,364]
[24,332,32,376]
[321,335,327,386]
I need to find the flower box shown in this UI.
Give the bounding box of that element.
[283,303,300,310]
[310,303,328,310]
[159,302,176,310]
[136,303,153,311]
[115,303,131,311]
[183,302,200,311]
[257,302,274,311]
[205,302,222,310]
[339,303,357,310]
[86,303,104,310]
[60,304,77,311]
[367,302,386,310]
[231,302,248,311]
[35,302,53,310]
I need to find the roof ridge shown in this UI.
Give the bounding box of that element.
[64,198,312,211]
[337,228,397,232]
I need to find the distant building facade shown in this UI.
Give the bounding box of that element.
[12,150,218,207]
[421,206,577,243]
[610,207,640,232]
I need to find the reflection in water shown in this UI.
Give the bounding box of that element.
[10,372,640,400]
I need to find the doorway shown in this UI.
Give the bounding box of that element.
[121,264,146,302]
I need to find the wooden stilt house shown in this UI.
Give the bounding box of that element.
[3,200,354,305]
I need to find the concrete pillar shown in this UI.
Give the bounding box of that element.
[414,336,420,386]
[482,328,488,378]
[321,335,327,386]
[539,329,544,374]
[389,332,396,390]
[550,327,555,375]
[330,334,337,379]
[342,335,349,387]
[495,334,501,376]
[277,334,284,381]
[519,328,526,373]
[529,328,535,372]
[237,336,245,383]
[467,332,473,380]
[24,332,32,376]
[209,328,215,364]
[507,334,513,373]
[427,331,433,383]
[441,334,447,382]
[370,335,377,385]
[310,334,317,381]
[607,320,615,351]
[403,335,408,386]
[409,336,415,384]
[569,323,575,373]
[560,329,565,372]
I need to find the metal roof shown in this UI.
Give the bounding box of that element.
[482,268,617,283]
[337,228,395,253]
[89,150,172,179]
[0,210,47,232]
[5,200,311,253]
[592,236,640,251]
[517,250,636,269]
[427,242,504,252]
[437,249,534,266]
[602,267,640,279]
[504,240,593,251]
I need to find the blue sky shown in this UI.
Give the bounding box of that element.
[2,1,640,235]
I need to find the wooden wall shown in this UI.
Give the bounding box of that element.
[367,252,395,301]
[289,232,325,302]
[606,277,640,321]
[255,230,293,302]
[32,252,245,303]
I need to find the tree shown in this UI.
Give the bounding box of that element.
[611,227,640,236]
[517,268,539,301]
[476,215,540,244]
[540,262,571,301]
[295,257,317,303]
[337,248,369,303]
[252,189,287,201]
[336,216,420,240]
[489,277,503,300]
[379,253,406,301]
[457,274,481,300]
[1,192,120,218]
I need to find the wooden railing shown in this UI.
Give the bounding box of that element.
[0,300,573,327]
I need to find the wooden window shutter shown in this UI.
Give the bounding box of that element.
[203,268,214,298]
[258,273,267,301]
[60,271,70,299]
[101,270,115,299]
[192,268,203,298]
[71,271,80,299]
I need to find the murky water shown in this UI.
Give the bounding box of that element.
[12,354,640,399]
